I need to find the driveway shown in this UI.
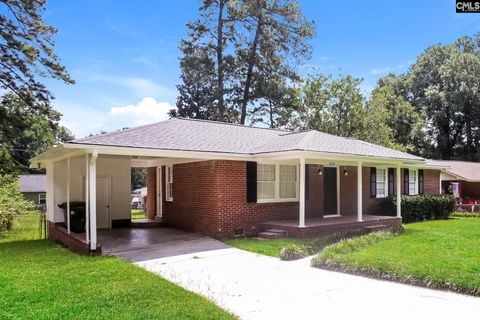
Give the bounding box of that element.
[129,239,480,320]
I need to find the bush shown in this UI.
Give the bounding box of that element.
[450,211,480,218]
[0,175,38,232]
[279,244,310,260]
[382,194,455,223]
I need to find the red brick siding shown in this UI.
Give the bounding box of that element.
[306,164,323,218]
[423,169,440,195]
[48,222,99,254]
[146,167,156,219]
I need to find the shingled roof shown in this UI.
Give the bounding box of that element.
[426,160,480,181]
[69,118,423,161]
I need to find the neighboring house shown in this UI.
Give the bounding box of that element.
[131,187,147,209]
[31,118,447,253]
[18,174,47,210]
[427,160,480,211]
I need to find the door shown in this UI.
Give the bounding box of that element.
[96,177,111,229]
[323,167,338,215]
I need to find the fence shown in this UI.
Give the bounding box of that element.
[0,212,47,243]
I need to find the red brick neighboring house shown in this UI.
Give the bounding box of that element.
[31,118,446,252]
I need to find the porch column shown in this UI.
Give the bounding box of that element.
[299,157,306,227]
[89,150,98,250]
[66,157,70,234]
[396,164,402,218]
[357,161,363,222]
[85,154,90,244]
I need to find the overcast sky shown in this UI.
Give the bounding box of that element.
[42,0,479,138]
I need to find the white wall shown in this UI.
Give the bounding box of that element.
[50,155,131,225]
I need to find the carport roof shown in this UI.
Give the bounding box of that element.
[425,159,480,181]
[67,118,423,161]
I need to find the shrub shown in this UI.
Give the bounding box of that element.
[382,194,455,223]
[450,211,480,218]
[279,244,310,261]
[0,175,38,232]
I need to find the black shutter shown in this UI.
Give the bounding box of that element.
[370,167,376,198]
[388,168,395,196]
[305,164,309,201]
[419,169,424,194]
[404,168,409,195]
[246,162,257,203]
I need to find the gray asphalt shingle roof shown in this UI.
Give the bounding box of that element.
[69,118,423,161]
[18,174,46,193]
[425,159,480,181]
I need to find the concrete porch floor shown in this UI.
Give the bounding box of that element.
[97,227,229,262]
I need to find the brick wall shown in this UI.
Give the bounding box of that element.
[146,167,156,219]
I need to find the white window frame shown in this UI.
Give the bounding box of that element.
[165,165,173,202]
[38,193,46,205]
[409,169,418,195]
[257,162,299,203]
[375,167,389,199]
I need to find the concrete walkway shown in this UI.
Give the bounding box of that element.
[133,245,480,320]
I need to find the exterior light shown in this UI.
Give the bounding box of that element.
[317,165,323,176]
[344,169,349,176]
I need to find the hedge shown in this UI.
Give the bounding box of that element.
[382,194,455,223]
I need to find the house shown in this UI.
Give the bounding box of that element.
[18,174,47,210]
[427,159,480,211]
[31,118,446,253]
[131,187,147,209]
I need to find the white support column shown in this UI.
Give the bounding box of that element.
[66,157,71,234]
[299,157,306,227]
[46,162,55,223]
[85,154,90,244]
[396,164,402,218]
[89,150,98,250]
[357,161,363,222]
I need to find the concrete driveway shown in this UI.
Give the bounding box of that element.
[129,238,480,320]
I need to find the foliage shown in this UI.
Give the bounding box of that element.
[131,209,146,220]
[224,237,302,257]
[279,244,309,260]
[0,0,74,105]
[0,93,73,174]
[382,194,455,223]
[0,175,37,231]
[0,241,235,319]
[173,0,315,124]
[311,219,480,295]
[450,211,480,218]
[131,167,146,190]
[0,212,45,243]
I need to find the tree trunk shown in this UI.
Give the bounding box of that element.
[240,16,263,125]
[464,101,474,160]
[216,0,225,122]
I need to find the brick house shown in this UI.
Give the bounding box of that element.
[31,118,446,253]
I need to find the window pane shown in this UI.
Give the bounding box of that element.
[257,164,276,200]
[376,169,387,197]
[279,165,297,199]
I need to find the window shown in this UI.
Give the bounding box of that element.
[376,168,388,198]
[279,165,297,199]
[38,193,46,205]
[257,163,298,202]
[409,169,418,195]
[166,166,173,201]
[257,164,276,200]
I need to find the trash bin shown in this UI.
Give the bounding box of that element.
[58,202,86,233]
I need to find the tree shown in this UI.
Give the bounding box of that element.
[0,0,73,105]
[0,93,73,173]
[131,168,147,190]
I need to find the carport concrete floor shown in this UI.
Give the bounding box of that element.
[101,228,480,320]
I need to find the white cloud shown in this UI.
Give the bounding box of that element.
[109,97,173,127]
[370,66,391,75]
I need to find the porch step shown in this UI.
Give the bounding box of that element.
[130,219,162,228]
[364,224,389,232]
[257,228,288,239]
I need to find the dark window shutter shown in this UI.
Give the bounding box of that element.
[246,162,257,203]
[419,169,424,194]
[388,168,395,196]
[370,167,376,198]
[403,168,409,195]
[305,164,309,201]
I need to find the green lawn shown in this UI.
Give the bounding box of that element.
[0,215,235,319]
[0,213,45,243]
[131,209,146,220]
[225,238,302,257]
[314,219,480,292]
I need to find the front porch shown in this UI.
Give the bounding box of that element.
[261,215,402,238]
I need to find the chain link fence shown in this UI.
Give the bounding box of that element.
[0,212,47,243]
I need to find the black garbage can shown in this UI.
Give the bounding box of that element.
[58,202,86,233]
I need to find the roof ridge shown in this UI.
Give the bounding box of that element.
[176,117,292,133]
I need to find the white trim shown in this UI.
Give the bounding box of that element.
[156,166,163,217]
[256,162,300,203]
[299,157,306,227]
[375,166,389,199]
[66,157,70,234]
[396,165,402,218]
[357,162,363,222]
[323,214,341,218]
[89,149,98,251]
[165,165,173,202]
[85,154,90,244]
[38,193,46,205]
[408,169,419,195]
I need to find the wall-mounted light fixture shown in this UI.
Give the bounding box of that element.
[317,165,323,176]
[344,168,349,176]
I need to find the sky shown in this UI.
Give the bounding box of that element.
[40,0,479,138]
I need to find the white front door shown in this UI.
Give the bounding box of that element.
[96,177,111,229]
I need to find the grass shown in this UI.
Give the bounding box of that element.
[131,209,145,220]
[313,219,480,293]
[0,213,45,243]
[224,238,302,257]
